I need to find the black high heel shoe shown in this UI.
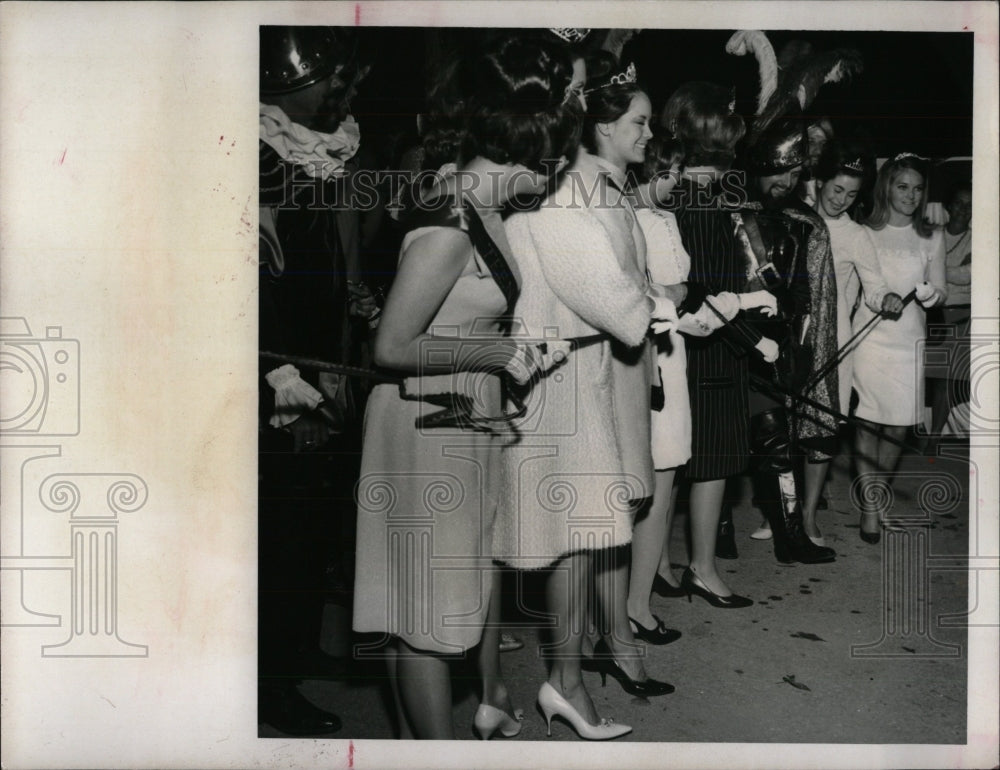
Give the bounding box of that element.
[588,639,674,697]
[652,573,687,598]
[859,512,881,544]
[628,615,682,646]
[680,568,753,609]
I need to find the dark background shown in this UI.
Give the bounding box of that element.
[352,28,974,164]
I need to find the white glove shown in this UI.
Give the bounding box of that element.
[754,336,780,363]
[649,295,678,335]
[738,289,778,317]
[675,293,738,337]
[914,281,942,308]
[265,364,324,428]
[505,340,573,385]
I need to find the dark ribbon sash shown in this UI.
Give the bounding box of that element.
[398,191,520,316]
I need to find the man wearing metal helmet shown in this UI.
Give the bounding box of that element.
[257,26,370,737]
[732,117,840,566]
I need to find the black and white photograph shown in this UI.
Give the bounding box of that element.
[256,21,983,745]
[2,3,997,769]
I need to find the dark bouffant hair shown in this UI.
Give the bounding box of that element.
[421,36,582,173]
[813,138,874,185]
[659,81,746,169]
[581,50,646,153]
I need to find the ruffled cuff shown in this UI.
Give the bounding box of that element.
[265,364,323,428]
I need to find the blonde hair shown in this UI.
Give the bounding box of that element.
[865,154,934,238]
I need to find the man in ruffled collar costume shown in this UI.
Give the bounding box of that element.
[735,117,840,566]
[257,25,368,738]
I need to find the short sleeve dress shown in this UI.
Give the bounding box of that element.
[637,206,693,470]
[852,224,945,426]
[352,225,509,654]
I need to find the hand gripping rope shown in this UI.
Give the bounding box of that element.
[700,289,925,455]
[260,331,611,434]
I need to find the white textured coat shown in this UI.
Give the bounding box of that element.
[494,155,653,569]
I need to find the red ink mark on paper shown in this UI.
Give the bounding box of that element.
[963,26,968,30]
[348,740,355,768]
[58,149,67,165]
[354,3,361,25]
[219,135,224,143]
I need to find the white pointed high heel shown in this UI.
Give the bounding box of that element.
[536,682,632,740]
[473,703,523,740]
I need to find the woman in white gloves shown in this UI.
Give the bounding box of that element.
[852,153,946,543]
[655,82,777,608]
[800,141,904,545]
[352,36,582,740]
[496,54,677,740]
[627,136,777,634]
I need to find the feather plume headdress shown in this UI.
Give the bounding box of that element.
[726,30,863,144]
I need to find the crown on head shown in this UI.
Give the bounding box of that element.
[549,28,591,44]
[585,61,638,94]
[893,152,928,163]
[843,157,865,173]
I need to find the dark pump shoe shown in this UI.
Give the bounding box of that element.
[680,568,753,609]
[586,639,675,697]
[259,685,342,736]
[859,512,882,544]
[628,615,682,646]
[652,573,687,598]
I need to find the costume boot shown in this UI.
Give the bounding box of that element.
[771,470,835,564]
[715,503,738,560]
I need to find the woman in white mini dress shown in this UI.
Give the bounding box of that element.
[353,36,582,739]
[800,140,904,544]
[852,153,946,542]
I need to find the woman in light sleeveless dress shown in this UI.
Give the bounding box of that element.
[352,36,582,739]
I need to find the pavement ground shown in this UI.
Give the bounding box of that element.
[262,439,974,744]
